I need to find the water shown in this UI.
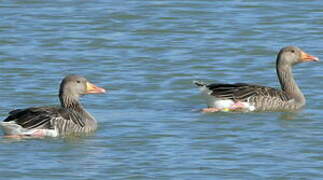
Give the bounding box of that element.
[1,0,323,179]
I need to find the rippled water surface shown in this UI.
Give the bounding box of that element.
[1,0,323,179]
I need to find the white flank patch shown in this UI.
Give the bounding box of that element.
[197,86,232,108]
[0,121,24,135]
[25,129,59,137]
[214,99,235,109]
[197,87,256,111]
[240,102,256,111]
[0,121,59,137]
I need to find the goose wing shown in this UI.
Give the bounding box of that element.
[206,83,291,102]
[3,106,86,129]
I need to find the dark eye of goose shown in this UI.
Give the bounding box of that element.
[291,50,295,53]
[76,80,81,83]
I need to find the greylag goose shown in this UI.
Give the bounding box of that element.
[194,46,319,112]
[1,75,106,137]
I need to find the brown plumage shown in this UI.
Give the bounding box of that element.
[1,75,106,137]
[194,46,319,112]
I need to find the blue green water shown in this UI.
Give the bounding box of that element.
[1,0,323,179]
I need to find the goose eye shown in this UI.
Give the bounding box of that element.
[291,50,295,53]
[76,80,81,83]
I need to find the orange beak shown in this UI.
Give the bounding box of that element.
[85,82,106,94]
[300,51,319,62]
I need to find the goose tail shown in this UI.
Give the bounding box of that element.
[193,80,208,87]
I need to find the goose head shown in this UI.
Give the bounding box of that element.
[277,46,319,66]
[59,75,106,99]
